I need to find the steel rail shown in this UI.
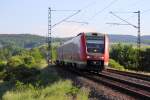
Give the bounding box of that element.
[56,65,150,99]
[106,68,150,81]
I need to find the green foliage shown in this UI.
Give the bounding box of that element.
[2,80,88,100]
[0,44,24,61]
[1,45,48,82]
[23,56,35,65]
[4,66,40,82]
[2,37,90,99]
[7,56,23,68]
[5,46,46,69]
[52,45,58,61]
[109,59,125,71]
[0,61,6,72]
[77,88,89,100]
[110,43,150,72]
[110,43,138,70]
[30,48,44,59]
[141,48,150,72]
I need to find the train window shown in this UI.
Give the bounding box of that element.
[92,33,97,36]
[86,35,105,53]
[87,43,104,53]
[86,36,104,40]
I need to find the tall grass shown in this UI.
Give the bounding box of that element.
[2,80,89,100]
[109,59,125,71]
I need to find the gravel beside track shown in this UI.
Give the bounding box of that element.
[53,65,138,100]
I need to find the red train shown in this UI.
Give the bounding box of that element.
[56,32,109,72]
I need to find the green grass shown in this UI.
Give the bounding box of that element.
[0,66,89,100]
[109,59,125,71]
[2,80,89,100]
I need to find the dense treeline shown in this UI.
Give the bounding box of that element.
[110,43,150,72]
[0,34,46,48]
[141,48,150,71]
[0,44,23,60]
[1,34,150,49]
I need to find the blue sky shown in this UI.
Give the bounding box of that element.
[0,0,150,37]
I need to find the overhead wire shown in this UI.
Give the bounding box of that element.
[109,12,137,28]
[61,0,98,33]
[73,0,119,33]
[52,10,81,28]
[53,0,124,34]
[142,9,150,14]
[89,0,119,21]
[71,0,119,33]
[52,0,98,28]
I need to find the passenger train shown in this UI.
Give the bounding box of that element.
[56,32,109,72]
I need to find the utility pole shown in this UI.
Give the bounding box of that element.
[108,11,141,68]
[48,7,52,64]
[47,8,81,65]
[134,11,141,68]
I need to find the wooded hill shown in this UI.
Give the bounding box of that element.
[0,34,150,48]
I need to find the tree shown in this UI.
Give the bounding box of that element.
[110,43,138,70]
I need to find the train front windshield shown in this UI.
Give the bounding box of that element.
[86,35,104,53]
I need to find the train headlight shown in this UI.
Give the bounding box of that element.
[87,56,90,59]
[100,56,104,59]
[94,49,97,52]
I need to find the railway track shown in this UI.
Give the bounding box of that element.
[61,66,150,99]
[86,72,150,99]
[106,68,150,81]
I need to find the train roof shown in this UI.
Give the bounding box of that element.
[77,32,105,36]
[58,32,106,48]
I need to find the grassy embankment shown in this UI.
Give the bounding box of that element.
[0,45,89,100]
[1,65,89,100]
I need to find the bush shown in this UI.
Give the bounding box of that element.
[22,56,37,68]
[109,59,125,71]
[141,48,150,72]
[2,80,89,100]
[110,43,138,70]
[0,61,6,71]
[4,65,40,82]
[7,56,23,68]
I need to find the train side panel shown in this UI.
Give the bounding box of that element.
[104,35,109,67]
[56,34,87,68]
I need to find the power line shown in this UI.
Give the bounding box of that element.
[52,10,81,28]
[51,10,80,12]
[64,21,88,24]
[106,22,130,25]
[110,11,135,14]
[71,0,119,34]
[108,11,141,69]
[51,0,98,28]
[109,11,137,28]
[142,9,150,14]
[90,0,118,20]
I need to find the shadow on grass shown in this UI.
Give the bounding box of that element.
[0,65,61,99]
